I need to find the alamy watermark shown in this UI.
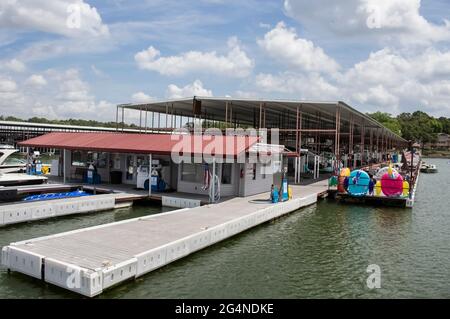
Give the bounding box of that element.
[66,4,81,30]
[169,121,282,175]
[366,264,381,289]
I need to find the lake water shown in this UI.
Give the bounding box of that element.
[0,158,449,298]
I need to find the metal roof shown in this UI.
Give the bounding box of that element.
[117,97,406,142]
[18,132,260,157]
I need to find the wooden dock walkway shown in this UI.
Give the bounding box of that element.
[1,180,328,297]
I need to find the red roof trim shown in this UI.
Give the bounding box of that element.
[18,132,259,157]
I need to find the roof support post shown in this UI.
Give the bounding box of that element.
[148,153,152,197]
[165,103,169,128]
[263,103,266,128]
[334,105,341,173]
[295,106,299,154]
[145,110,148,133]
[139,107,142,133]
[171,103,175,129]
[349,114,354,156]
[115,105,119,131]
[298,105,303,155]
[376,128,379,156]
[225,101,228,127]
[259,102,262,129]
[152,111,155,131]
[63,149,68,184]
[316,111,321,155]
[361,121,365,165]
[121,106,125,132]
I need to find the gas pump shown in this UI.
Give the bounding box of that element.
[281,166,289,202]
[137,159,167,192]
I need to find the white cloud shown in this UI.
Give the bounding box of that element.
[0,59,26,73]
[0,68,115,120]
[0,78,17,92]
[252,20,450,116]
[255,72,339,100]
[0,77,26,114]
[135,37,254,77]
[131,92,156,103]
[0,0,109,38]
[25,74,47,87]
[167,80,213,98]
[340,48,450,114]
[91,65,108,78]
[283,0,450,45]
[258,22,340,73]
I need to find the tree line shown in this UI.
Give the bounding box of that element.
[368,111,450,144]
[0,115,139,129]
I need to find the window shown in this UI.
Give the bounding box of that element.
[181,163,203,183]
[253,163,257,180]
[87,152,108,168]
[71,151,86,167]
[221,163,232,184]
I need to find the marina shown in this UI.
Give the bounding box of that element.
[0,98,423,296]
[2,0,450,304]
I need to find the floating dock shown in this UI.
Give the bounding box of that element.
[1,180,327,297]
[333,165,421,208]
[0,190,143,227]
[0,173,47,187]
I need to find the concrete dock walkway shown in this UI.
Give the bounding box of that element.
[1,180,328,297]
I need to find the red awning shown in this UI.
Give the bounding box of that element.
[18,132,259,157]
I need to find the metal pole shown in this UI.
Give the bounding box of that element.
[139,107,142,133]
[294,157,298,184]
[152,112,155,131]
[165,103,169,128]
[225,102,228,127]
[121,107,125,132]
[63,149,67,184]
[149,153,152,197]
[259,102,262,129]
[295,106,299,154]
[409,141,413,198]
[210,158,216,203]
[116,105,119,131]
[145,110,148,133]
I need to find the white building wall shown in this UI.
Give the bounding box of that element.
[176,161,273,198]
[240,163,274,197]
[177,163,238,197]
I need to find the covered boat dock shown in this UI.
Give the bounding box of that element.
[117,97,407,181]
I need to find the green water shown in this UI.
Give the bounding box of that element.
[1,158,449,298]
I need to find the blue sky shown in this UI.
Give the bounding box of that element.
[1,0,450,121]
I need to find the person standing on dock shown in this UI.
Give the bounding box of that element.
[368,175,375,196]
[343,176,349,192]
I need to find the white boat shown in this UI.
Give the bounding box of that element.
[0,145,26,174]
[420,163,438,173]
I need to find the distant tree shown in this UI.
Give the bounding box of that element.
[397,111,439,145]
[367,112,402,135]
